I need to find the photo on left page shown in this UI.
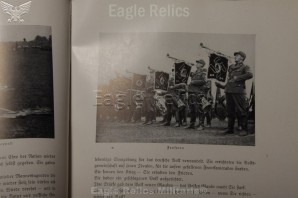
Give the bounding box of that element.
[0,25,54,139]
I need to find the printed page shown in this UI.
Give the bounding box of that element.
[71,0,298,197]
[0,0,70,197]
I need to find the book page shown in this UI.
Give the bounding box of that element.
[71,0,298,197]
[0,0,70,197]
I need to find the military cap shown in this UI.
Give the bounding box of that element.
[234,51,246,60]
[196,59,206,66]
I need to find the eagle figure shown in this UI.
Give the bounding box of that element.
[1,1,31,22]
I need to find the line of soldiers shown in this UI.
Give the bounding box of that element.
[97,59,214,131]
[153,59,213,131]
[97,51,253,136]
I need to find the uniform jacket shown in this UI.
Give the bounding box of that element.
[145,73,155,97]
[188,70,210,94]
[225,63,253,93]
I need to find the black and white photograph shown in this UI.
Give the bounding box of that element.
[96,33,255,146]
[0,25,54,139]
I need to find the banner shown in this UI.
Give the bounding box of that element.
[174,62,191,84]
[132,73,146,91]
[110,76,132,92]
[207,53,228,82]
[247,82,255,113]
[154,71,169,91]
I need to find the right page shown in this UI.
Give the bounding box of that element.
[71,0,298,197]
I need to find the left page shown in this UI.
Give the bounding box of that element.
[0,0,70,197]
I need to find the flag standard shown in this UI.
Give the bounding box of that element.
[132,73,146,91]
[174,62,191,84]
[207,53,228,82]
[154,71,169,91]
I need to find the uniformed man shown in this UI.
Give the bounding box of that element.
[142,70,156,125]
[203,87,214,127]
[160,77,178,126]
[185,59,210,131]
[216,51,253,136]
[132,91,144,123]
[180,93,188,126]
[170,83,187,127]
[174,86,187,127]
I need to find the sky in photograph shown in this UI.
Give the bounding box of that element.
[0,25,51,42]
[98,32,255,96]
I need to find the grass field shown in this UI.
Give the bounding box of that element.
[96,117,255,146]
[0,43,54,139]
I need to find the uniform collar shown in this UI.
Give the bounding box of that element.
[231,62,244,69]
[235,62,244,66]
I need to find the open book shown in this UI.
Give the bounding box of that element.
[0,0,298,197]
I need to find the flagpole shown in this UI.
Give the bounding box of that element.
[200,43,234,60]
[248,81,255,111]
[166,53,195,67]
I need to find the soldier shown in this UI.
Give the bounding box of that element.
[142,70,156,125]
[161,93,175,126]
[155,90,168,124]
[125,89,134,122]
[160,70,187,127]
[114,91,127,122]
[160,77,178,126]
[132,91,144,123]
[202,84,213,128]
[174,86,187,127]
[180,93,188,126]
[216,51,253,136]
[185,59,210,131]
[169,83,187,127]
